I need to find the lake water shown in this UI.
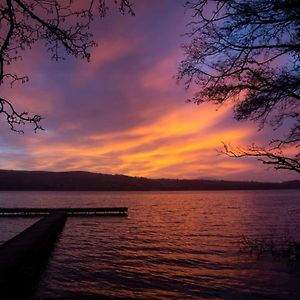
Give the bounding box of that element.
[0,190,300,299]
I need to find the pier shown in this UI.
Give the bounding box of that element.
[0,207,128,298]
[0,212,67,299]
[0,207,128,217]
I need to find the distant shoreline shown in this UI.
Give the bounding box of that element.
[0,169,299,191]
[0,189,299,192]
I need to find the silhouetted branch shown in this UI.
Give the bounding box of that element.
[0,97,43,133]
[222,143,300,174]
[0,0,134,132]
[179,0,300,173]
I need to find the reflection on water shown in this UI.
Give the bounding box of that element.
[0,218,39,244]
[0,190,300,299]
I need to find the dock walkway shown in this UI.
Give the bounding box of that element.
[0,212,67,299]
[0,207,128,217]
[0,207,128,298]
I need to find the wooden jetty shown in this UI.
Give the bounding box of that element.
[0,212,67,299]
[0,207,128,217]
[0,207,128,297]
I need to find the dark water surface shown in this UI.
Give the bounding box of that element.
[0,190,300,299]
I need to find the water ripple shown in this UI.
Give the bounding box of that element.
[1,190,299,299]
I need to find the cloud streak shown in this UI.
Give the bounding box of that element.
[0,0,298,182]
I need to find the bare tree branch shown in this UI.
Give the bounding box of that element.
[0,97,43,133]
[179,0,300,174]
[222,143,300,174]
[0,0,134,133]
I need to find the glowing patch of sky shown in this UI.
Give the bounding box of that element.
[0,0,298,182]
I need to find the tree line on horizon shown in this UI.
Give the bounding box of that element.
[0,169,298,191]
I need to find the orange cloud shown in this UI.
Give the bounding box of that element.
[12,104,254,179]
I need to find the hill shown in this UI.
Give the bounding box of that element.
[0,170,298,191]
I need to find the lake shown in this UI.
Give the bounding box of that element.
[0,190,300,299]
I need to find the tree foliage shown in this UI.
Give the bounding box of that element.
[0,0,134,133]
[178,0,300,173]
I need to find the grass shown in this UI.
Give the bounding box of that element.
[239,234,300,262]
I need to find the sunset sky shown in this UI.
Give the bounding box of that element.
[0,0,299,182]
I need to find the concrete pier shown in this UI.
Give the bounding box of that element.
[0,212,67,299]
